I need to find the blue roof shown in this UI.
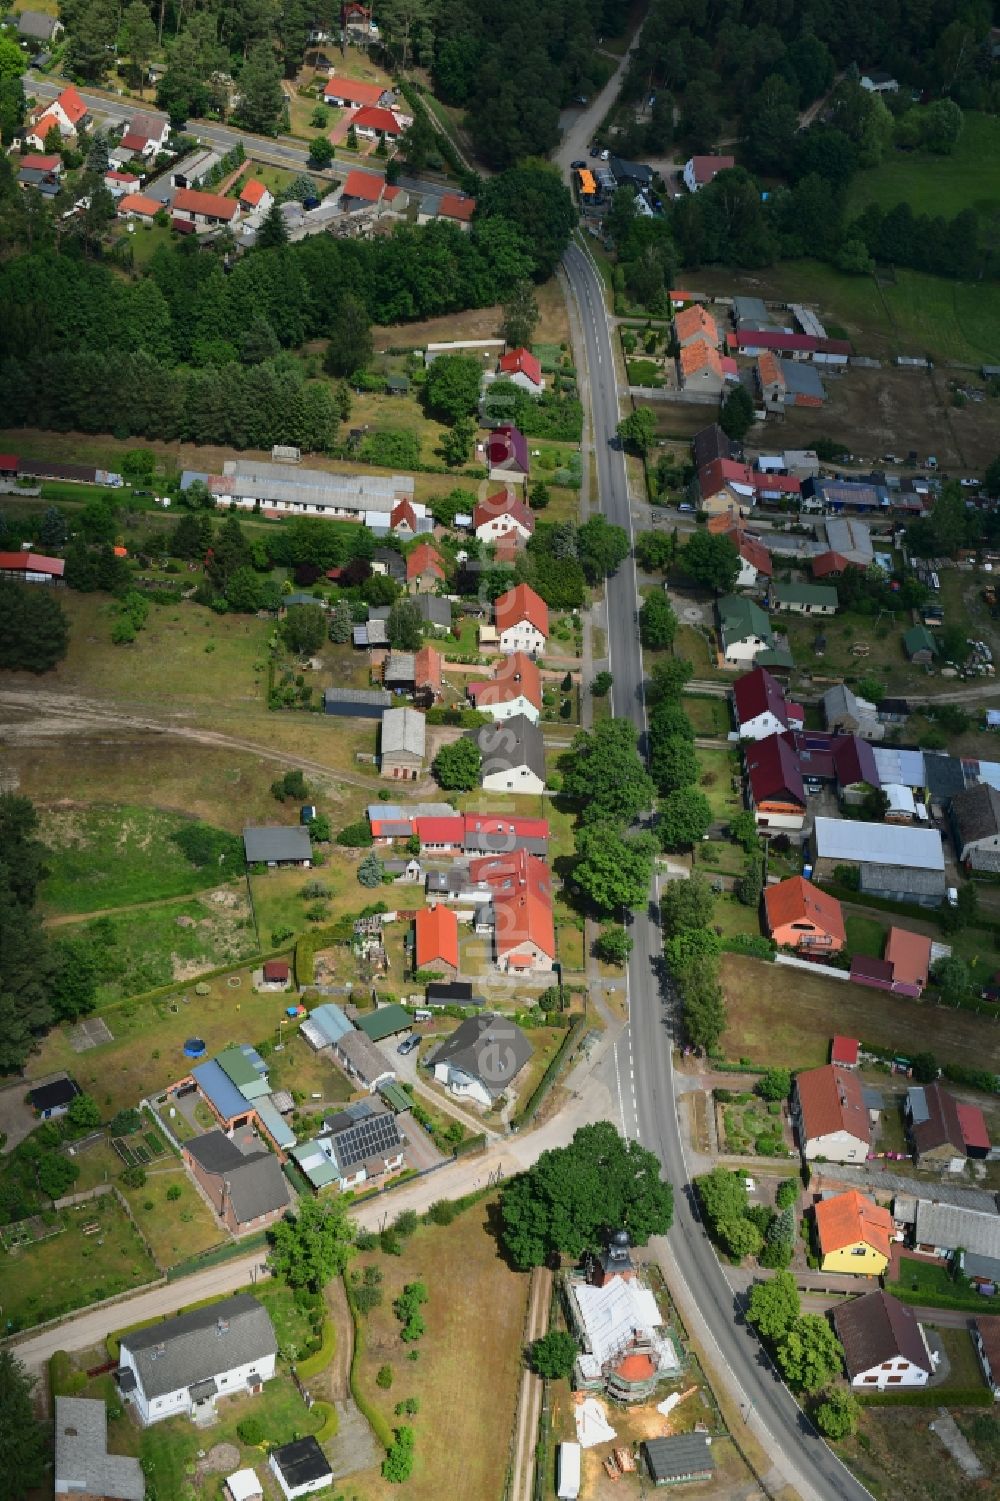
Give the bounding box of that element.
[308,1004,353,1045]
[255,1098,296,1150]
[192,1059,252,1122]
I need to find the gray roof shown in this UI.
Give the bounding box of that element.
[860,862,946,897]
[373,548,406,579]
[121,1295,276,1400]
[429,1012,532,1097]
[219,457,412,513]
[476,713,545,781]
[644,1434,716,1483]
[814,817,944,871]
[334,1029,395,1085]
[822,684,878,731]
[185,1132,290,1224]
[272,1437,332,1489]
[18,9,60,36]
[914,1199,1000,1259]
[413,594,452,628]
[381,707,426,758]
[383,651,416,684]
[833,1291,932,1379]
[243,825,312,864]
[923,752,966,800]
[781,359,825,399]
[324,686,392,708]
[54,1397,145,1501]
[824,517,873,565]
[733,296,770,324]
[873,747,925,788]
[950,782,1000,849]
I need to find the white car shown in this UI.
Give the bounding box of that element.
[946,887,959,907]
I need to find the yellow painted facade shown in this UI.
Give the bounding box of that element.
[820,1242,888,1277]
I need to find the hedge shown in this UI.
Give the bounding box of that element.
[512,1015,588,1128]
[312,1400,340,1441]
[345,1281,394,1450]
[889,1283,1000,1313]
[721,934,776,960]
[452,1131,488,1158]
[165,1230,268,1282]
[297,1317,336,1380]
[858,1386,992,1408]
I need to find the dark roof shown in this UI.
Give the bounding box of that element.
[733,666,789,728]
[271,1437,332,1488]
[324,686,393,707]
[413,594,452,628]
[859,862,946,898]
[833,1291,932,1379]
[832,734,879,790]
[692,422,735,470]
[185,1132,290,1223]
[429,1012,532,1096]
[243,825,312,863]
[475,713,546,780]
[609,155,653,185]
[909,1081,965,1157]
[643,1434,716,1483]
[745,733,805,808]
[923,752,966,800]
[121,1295,276,1399]
[322,1100,403,1171]
[426,980,479,1004]
[28,1075,80,1113]
[877,698,909,717]
[355,1003,412,1041]
[951,782,1000,849]
[373,547,406,579]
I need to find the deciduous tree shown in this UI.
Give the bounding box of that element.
[639,592,677,649]
[573,825,656,915]
[561,719,655,826]
[661,872,715,936]
[658,787,712,850]
[432,737,481,790]
[746,1269,800,1342]
[530,1331,578,1380]
[775,1314,844,1392]
[681,531,740,595]
[269,1196,354,1291]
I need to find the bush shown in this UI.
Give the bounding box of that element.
[376,1363,394,1389]
[121,1165,146,1188]
[236,1416,265,1445]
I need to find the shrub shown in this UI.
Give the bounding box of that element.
[237,1416,265,1445]
[165,1184,182,1202]
[376,1363,394,1390]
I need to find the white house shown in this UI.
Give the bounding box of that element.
[791,1065,872,1164]
[682,154,735,192]
[833,1291,934,1390]
[477,714,546,794]
[473,492,535,546]
[860,70,899,93]
[120,110,170,158]
[430,1012,532,1108]
[496,346,544,394]
[468,654,543,723]
[493,583,548,656]
[732,666,803,741]
[117,1295,277,1425]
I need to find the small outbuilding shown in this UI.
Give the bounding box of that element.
[643,1433,716,1487]
[269,1437,333,1500]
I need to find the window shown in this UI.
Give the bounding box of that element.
[887,1375,902,1384]
[863,1375,877,1383]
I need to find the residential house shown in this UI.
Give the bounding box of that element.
[28,1074,80,1120]
[814,1190,892,1276]
[414,904,460,979]
[54,1396,145,1499]
[371,547,406,582]
[682,155,735,192]
[756,352,786,412]
[117,193,161,223]
[679,337,724,393]
[331,1030,395,1092]
[564,1231,680,1403]
[468,652,542,723]
[269,1437,334,1501]
[764,876,845,952]
[436,192,476,227]
[906,1081,990,1165]
[184,1131,290,1235]
[860,70,899,93]
[487,425,530,483]
[609,156,654,191]
[243,826,312,867]
[380,707,425,780]
[643,1435,715,1488]
[28,84,88,141]
[0,551,65,584]
[833,1291,933,1390]
[727,528,772,589]
[831,1036,861,1068]
[692,423,736,470]
[172,187,240,230]
[770,581,838,616]
[238,179,273,216]
[497,347,544,394]
[904,624,937,664]
[120,111,170,158]
[823,517,874,568]
[117,1295,277,1426]
[20,152,62,178]
[717,594,774,665]
[17,11,64,41]
[812,818,946,906]
[471,849,556,973]
[388,498,418,536]
[822,684,883,740]
[350,104,404,140]
[429,1012,532,1107]
[477,714,546,793]
[323,76,386,108]
[324,686,392,718]
[674,305,719,349]
[745,734,806,831]
[912,1200,1000,1284]
[791,1064,872,1164]
[105,168,141,198]
[406,541,445,593]
[290,1099,404,1193]
[339,168,393,210]
[852,926,932,997]
[973,1318,1000,1399]
[494,583,548,656]
[950,782,1000,872]
[474,491,535,546]
[412,593,452,631]
[697,457,756,514]
[17,163,59,195]
[733,666,803,741]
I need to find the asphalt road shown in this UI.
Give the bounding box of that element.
[561,238,873,1501]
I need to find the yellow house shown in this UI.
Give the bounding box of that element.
[815,1189,892,1276]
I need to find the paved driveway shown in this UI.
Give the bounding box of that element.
[0,1081,35,1155]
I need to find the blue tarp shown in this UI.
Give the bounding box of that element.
[192,1059,252,1122]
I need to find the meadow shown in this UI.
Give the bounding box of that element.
[846,113,1000,225]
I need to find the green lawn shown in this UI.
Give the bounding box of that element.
[627,358,665,386]
[682,695,731,737]
[695,747,741,819]
[844,914,886,959]
[847,114,1000,224]
[37,804,239,916]
[118,222,173,268]
[889,1257,1000,1314]
[71,1138,225,1268]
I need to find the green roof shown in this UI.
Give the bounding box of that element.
[717,594,772,647]
[771,581,838,609]
[755,647,795,669]
[378,1080,414,1114]
[904,624,937,658]
[356,1003,413,1042]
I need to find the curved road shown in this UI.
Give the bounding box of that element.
[561,238,871,1501]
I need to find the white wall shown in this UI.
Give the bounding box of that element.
[482,765,546,795]
[434,1063,490,1108]
[803,1130,869,1165]
[120,1348,276,1425]
[498,624,545,656]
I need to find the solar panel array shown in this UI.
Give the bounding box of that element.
[331,1108,402,1171]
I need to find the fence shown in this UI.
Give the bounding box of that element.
[774,953,850,980]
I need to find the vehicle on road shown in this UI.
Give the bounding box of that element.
[571,159,586,169]
[397,1033,420,1056]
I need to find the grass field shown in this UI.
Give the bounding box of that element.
[720,954,1000,1073]
[847,114,1000,224]
[349,1195,528,1499]
[844,914,885,959]
[682,695,730,736]
[0,1192,157,1332]
[37,804,237,916]
[72,1139,225,1268]
[695,746,741,819]
[842,1407,1000,1501]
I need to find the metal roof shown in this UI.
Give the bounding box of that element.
[192,1060,252,1122]
[380,707,426,758]
[356,1003,412,1041]
[378,1080,414,1113]
[243,826,312,863]
[254,1098,296,1150]
[915,1199,1000,1259]
[814,817,944,870]
[873,747,925,788]
[304,1003,353,1046]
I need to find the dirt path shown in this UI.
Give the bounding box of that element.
[321,1275,352,1403]
[42,884,245,928]
[508,1265,553,1501]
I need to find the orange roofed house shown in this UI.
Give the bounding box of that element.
[792,1064,872,1165]
[414,904,459,979]
[468,653,542,724]
[470,849,555,974]
[473,491,535,547]
[674,304,719,349]
[406,542,445,593]
[764,876,845,954]
[815,1189,892,1277]
[172,187,240,230]
[27,84,88,144]
[493,583,548,656]
[679,338,725,394]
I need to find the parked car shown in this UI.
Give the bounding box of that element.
[570,159,586,169]
[397,1033,420,1056]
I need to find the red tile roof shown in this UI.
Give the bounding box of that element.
[733,666,790,729]
[239,179,269,206]
[414,645,443,692]
[390,499,417,531]
[438,192,476,222]
[416,817,464,846]
[415,904,459,970]
[674,304,718,346]
[464,816,549,847]
[688,154,734,184]
[105,170,140,185]
[764,876,845,945]
[498,347,542,385]
[55,85,88,126]
[120,130,150,152]
[31,113,62,141]
[352,105,403,134]
[118,193,161,218]
[795,1064,871,1146]
[263,960,289,982]
[957,1101,990,1153]
[974,1316,1000,1376]
[757,351,784,388]
[477,850,555,959]
[831,1036,860,1066]
[615,1352,656,1382]
[173,187,239,221]
[812,550,850,578]
[884,927,932,990]
[341,168,384,202]
[494,583,548,638]
[473,492,535,536]
[698,457,756,500]
[680,337,723,380]
[815,1190,892,1260]
[406,542,445,582]
[468,653,542,711]
[727,528,772,576]
[324,77,386,106]
[22,153,61,171]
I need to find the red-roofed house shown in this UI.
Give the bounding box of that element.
[0,454,19,479]
[957,1102,991,1159]
[172,187,240,228]
[22,153,62,175]
[487,850,555,973]
[683,155,735,192]
[24,114,65,150]
[698,457,757,513]
[323,76,387,108]
[117,193,161,222]
[812,550,852,579]
[733,666,803,741]
[406,542,445,593]
[468,653,542,723]
[438,192,476,227]
[831,1037,860,1068]
[414,905,459,978]
[674,304,719,349]
[352,105,404,139]
[0,552,65,584]
[413,645,444,701]
[390,499,418,536]
[757,353,787,410]
[120,110,170,158]
[745,734,806,831]
[30,84,88,138]
[239,179,273,215]
[494,584,548,656]
[340,168,387,206]
[679,337,724,393]
[497,347,543,394]
[473,491,535,547]
[792,1065,871,1163]
[764,876,845,953]
[487,425,530,483]
[104,169,141,198]
[851,927,932,998]
[727,527,772,588]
